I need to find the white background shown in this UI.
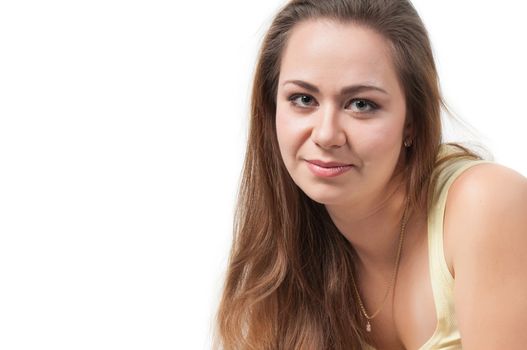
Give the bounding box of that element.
[0,1,525,349]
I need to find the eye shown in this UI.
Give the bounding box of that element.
[287,94,380,113]
[288,94,316,108]
[347,99,379,113]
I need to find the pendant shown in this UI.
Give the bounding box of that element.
[366,320,371,332]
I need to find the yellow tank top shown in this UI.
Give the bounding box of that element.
[362,145,493,349]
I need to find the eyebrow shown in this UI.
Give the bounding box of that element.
[282,79,389,95]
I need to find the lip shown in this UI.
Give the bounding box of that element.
[305,159,354,178]
[305,159,353,167]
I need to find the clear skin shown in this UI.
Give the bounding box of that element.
[276,19,412,270]
[275,19,527,349]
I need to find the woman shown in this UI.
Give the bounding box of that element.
[214,0,527,349]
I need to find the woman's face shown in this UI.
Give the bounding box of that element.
[276,20,408,207]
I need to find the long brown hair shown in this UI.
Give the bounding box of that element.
[214,1,483,349]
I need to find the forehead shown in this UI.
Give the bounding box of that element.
[279,19,399,90]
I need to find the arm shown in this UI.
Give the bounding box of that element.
[447,163,527,349]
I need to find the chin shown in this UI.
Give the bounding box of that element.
[298,183,347,206]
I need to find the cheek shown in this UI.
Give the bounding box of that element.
[275,107,305,157]
[364,99,406,150]
[355,121,401,153]
[275,110,295,172]
[354,114,405,168]
[275,110,287,147]
[275,110,288,153]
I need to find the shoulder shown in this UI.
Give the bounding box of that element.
[445,162,527,255]
[445,162,527,347]
[446,162,527,229]
[448,161,527,201]
[440,162,527,275]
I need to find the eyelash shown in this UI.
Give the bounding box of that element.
[287,93,379,113]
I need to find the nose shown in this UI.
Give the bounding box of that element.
[311,105,346,149]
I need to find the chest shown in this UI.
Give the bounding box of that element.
[360,214,456,350]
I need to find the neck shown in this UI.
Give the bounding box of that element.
[325,173,410,270]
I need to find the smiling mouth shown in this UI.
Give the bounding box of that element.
[305,160,354,177]
[305,159,354,168]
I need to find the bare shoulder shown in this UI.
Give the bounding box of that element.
[445,162,527,259]
[448,162,527,205]
[444,162,527,348]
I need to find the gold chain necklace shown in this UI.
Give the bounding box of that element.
[350,198,410,333]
